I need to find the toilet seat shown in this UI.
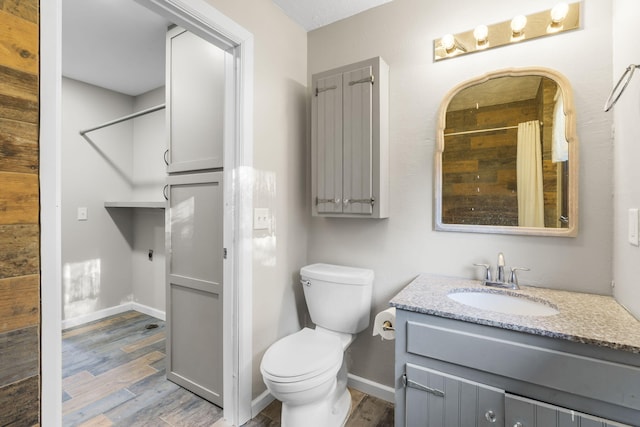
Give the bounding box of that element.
[261,328,343,384]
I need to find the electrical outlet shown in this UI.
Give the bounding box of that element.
[254,208,270,230]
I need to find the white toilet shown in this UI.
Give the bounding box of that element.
[260,263,374,427]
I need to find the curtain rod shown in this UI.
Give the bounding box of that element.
[79,103,166,136]
[444,122,542,137]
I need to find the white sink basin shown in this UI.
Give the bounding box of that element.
[447,291,559,316]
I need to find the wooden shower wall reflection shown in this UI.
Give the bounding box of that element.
[0,0,41,424]
[442,78,561,227]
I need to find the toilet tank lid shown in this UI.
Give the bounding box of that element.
[301,263,374,285]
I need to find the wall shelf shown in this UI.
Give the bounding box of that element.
[104,201,166,209]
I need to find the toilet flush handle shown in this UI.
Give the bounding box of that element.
[300,279,311,287]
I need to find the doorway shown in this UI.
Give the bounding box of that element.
[40,0,254,424]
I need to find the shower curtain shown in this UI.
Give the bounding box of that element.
[517,120,545,227]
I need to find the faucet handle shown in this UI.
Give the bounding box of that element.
[509,267,530,288]
[474,263,492,282]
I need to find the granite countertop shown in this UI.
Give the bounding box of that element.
[389,273,640,354]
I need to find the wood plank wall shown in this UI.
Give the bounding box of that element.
[0,0,41,425]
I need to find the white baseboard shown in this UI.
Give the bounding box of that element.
[131,302,166,321]
[251,389,274,418]
[62,302,165,330]
[347,373,395,403]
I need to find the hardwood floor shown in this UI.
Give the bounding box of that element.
[62,311,394,426]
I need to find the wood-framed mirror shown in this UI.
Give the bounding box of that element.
[435,67,578,237]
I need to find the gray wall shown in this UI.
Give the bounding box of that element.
[308,0,614,387]
[612,0,640,319]
[62,78,166,320]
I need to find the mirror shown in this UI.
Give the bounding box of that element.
[435,68,578,237]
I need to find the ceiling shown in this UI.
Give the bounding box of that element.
[62,0,391,97]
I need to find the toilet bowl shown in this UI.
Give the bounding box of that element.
[260,328,351,426]
[260,263,374,427]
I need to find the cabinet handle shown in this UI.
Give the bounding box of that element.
[485,410,497,423]
[164,149,169,165]
[163,185,169,201]
[343,197,376,207]
[348,75,374,86]
[402,374,445,397]
[316,197,340,205]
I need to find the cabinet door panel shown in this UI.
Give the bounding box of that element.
[343,65,373,215]
[169,29,226,172]
[315,73,343,213]
[166,172,223,406]
[405,364,504,427]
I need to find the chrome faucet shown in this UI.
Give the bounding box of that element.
[474,252,529,290]
[496,252,506,283]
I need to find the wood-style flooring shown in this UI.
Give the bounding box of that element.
[62,311,394,426]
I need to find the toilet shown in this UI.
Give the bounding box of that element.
[260,263,374,427]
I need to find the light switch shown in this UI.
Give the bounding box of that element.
[77,207,88,221]
[253,208,270,230]
[628,208,639,246]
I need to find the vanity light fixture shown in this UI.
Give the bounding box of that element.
[434,2,580,61]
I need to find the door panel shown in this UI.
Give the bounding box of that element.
[166,172,223,406]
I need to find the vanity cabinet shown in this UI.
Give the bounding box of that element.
[394,310,639,427]
[311,57,389,218]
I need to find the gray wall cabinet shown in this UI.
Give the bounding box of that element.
[166,27,226,173]
[165,26,226,407]
[311,57,389,218]
[395,310,638,426]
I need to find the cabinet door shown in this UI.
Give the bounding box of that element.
[168,28,226,172]
[314,72,343,214]
[166,172,224,406]
[342,65,373,215]
[405,364,505,427]
[505,394,632,427]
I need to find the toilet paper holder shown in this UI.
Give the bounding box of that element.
[382,320,395,331]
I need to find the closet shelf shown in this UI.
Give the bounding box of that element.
[104,201,166,209]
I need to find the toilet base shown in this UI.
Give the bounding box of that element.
[281,385,351,427]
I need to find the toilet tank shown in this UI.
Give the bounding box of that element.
[300,263,374,334]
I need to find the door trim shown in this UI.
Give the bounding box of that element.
[40,1,254,425]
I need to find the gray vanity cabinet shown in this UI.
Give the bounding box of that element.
[394,310,639,427]
[311,57,389,218]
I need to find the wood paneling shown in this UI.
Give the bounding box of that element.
[0,10,38,73]
[0,376,40,426]
[0,325,39,387]
[0,0,38,23]
[0,117,38,173]
[0,224,39,279]
[0,274,39,333]
[0,171,39,224]
[0,1,40,424]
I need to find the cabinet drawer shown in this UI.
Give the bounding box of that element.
[406,320,640,412]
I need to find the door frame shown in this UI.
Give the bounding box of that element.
[40,0,254,424]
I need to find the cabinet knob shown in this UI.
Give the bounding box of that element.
[513,423,523,427]
[485,410,497,423]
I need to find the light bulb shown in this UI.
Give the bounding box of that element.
[511,15,527,35]
[551,3,569,24]
[441,34,456,52]
[473,25,489,43]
